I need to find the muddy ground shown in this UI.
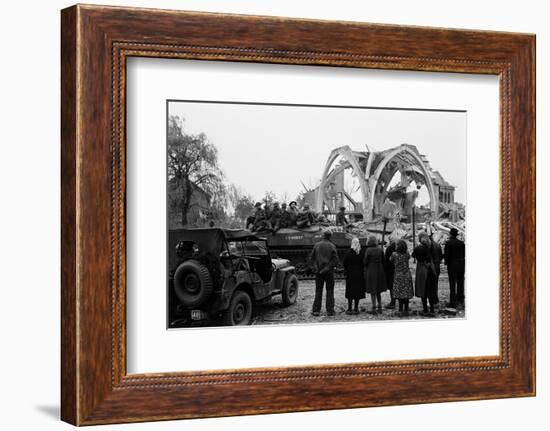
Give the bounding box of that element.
[252,272,465,325]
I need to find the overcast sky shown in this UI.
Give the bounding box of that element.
[168,101,466,205]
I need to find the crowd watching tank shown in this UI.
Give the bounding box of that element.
[244,200,465,278]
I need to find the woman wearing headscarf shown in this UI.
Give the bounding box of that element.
[412,231,438,316]
[342,236,366,314]
[363,235,387,314]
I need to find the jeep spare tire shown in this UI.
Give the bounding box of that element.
[173,260,214,308]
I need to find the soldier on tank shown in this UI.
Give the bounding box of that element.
[296,203,315,229]
[270,202,282,231]
[336,206,349,228]
[278,203,290,229]
[246,202,262,230]
[287,201,299,228]
[263,202,273,221]
[316,213,331,226]
[254,203,273,232]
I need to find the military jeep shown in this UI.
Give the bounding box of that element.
[168,228,299,327]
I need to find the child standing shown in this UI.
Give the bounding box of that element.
[389,240,414,316]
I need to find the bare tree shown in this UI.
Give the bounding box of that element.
[167,116,224,226]
[262,190,277,206]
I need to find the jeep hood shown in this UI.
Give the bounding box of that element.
[271,258,292,270]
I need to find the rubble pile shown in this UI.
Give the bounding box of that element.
[346,218,465,245]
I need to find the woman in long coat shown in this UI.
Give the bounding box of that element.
[342,237,366,314]
[363,235,387,313]
[412,232,438,315]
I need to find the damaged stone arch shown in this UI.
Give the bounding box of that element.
[366,144,438,220]
[313,143,445,222]
[315,145,369,215]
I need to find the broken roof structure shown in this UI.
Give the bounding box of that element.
[314,144,456,221]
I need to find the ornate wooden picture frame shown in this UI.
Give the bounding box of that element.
[61,4,535,425]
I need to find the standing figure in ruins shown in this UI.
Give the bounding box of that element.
[444,228,465,308]
[310,230,339,317]
[384,237,397,309]
[342,236,366,315]
[389,240,414,316]
[429,232,444,306]
[412,232,438,316]
[363,235,387,314]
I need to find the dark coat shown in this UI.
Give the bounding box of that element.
[363,245,387,294]
[310,239,339,275]
[384,241,396,291]
[412,243,437,297]
[444,236,466,274]
[343,248,366,299]
[430,240,443,276]
[278,210,290,228]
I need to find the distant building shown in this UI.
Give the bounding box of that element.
[432,170,455,205]
[168,178,211,227]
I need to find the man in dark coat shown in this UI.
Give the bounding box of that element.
[444,228,465,308]
[310,230,339,316]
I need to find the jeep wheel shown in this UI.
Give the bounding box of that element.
[282,274,299,306]
[173,260,214,308]
[222,290,253,326]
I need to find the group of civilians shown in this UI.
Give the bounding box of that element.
[309,228,465,317]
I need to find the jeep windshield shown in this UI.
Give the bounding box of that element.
[227,240,268,256]
[226,239,272,282]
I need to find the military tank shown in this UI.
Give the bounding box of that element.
[263,223,394,279]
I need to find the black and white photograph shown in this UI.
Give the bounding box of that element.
[2,0,542,429]
[167,100,467,328]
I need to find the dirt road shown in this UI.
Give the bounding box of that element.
[252,274,465,325]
